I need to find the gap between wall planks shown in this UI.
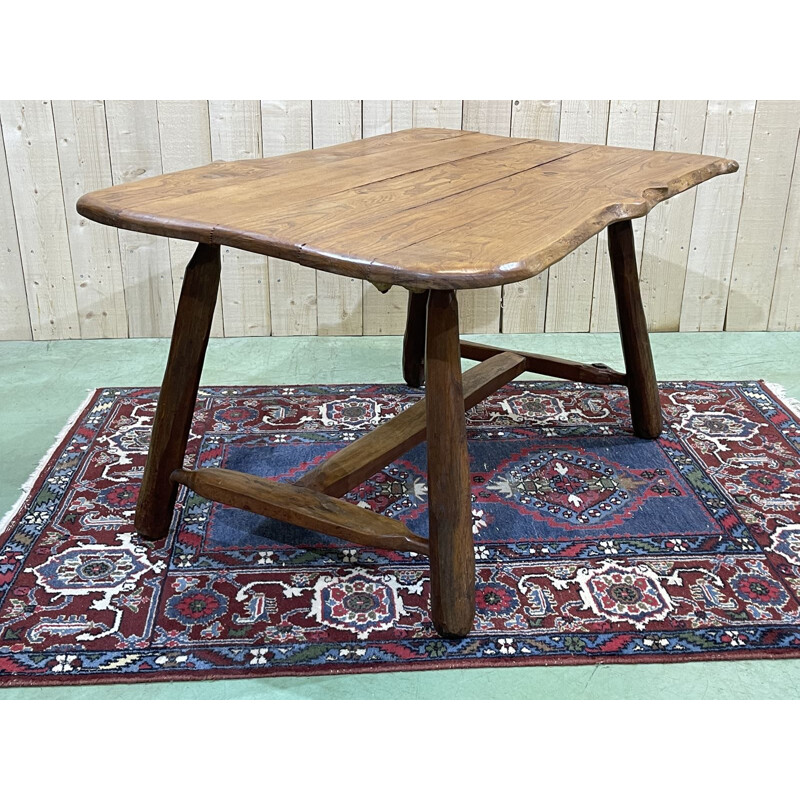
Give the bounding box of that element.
[545,101,611,333]
[311,100,363,336]
[157,100,224,338]
[638,100,708,332]
[1,100,799,341]
[208,101,270,338]
[262,101,317,337]
[0,100,81,340]
[105,100,175,339]
[0,107,32,341]
[726,101,800,331]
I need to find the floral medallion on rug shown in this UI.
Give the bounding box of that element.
[2,380,800,685]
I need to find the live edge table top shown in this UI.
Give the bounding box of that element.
[77,127,738,291]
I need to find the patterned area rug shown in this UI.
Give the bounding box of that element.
[2,380,800,686]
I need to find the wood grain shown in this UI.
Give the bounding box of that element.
[261,100,317,336]
[51,100,129,339]
[78,129,736,292]
[727,101,800,331]
[768,126,800,331]
[0,109,32,340]
[545,101,610,332]
[638,101,708,331]
[590,100,658,332]
[504,100,562,333]
[680,101,756,331]
[173,467,428,555]
[156,100,225,338]
[208,100,270,337]
[0,100,81,340]
[312,100,363,335]
[459,340,626,385]
[135,243,220,540]
[459,101,512,334]
[402,289,428,388]
[609,220,663,438]
[362,100,413,137]
[361,102,414,335]
[412,101,462,130]
[425,289,475,637]
[105,99,175,338]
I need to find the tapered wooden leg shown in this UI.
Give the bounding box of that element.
[608,220,663,439]
[425,289,475,637]
[402,289,430,388]
[135,243,221,540]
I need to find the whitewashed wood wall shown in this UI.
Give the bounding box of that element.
[1,100,799,341]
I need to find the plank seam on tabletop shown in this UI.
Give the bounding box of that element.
[311,100,364,336]
[459,100,513,334]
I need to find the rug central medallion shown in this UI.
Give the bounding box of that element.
[486,449,651,525]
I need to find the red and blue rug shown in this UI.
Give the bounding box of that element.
[2,380,800,685]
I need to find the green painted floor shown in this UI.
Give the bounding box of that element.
[1,331,799,699]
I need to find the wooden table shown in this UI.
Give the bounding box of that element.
[77,128,738,637]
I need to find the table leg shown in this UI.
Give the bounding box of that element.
[609,219,663,439]
[425,289,475,637]
[134,243,221,540]
[402,289,429,388]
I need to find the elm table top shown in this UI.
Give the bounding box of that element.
[77,127,738,291]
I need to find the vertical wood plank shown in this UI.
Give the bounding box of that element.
[545,100,610,332]
[768,127,800,330]
[312,100,363,335]
[361,101,414,334]
[261,100,317,336]
[156,100,224,337]
[638,101,708,331]
[0,114,32,340]
[459,100,512,334]
[590,100,658,332]
[680,101,756,331]
[51,100,128,339]
[362,100,413,138]
[412,101,462,129]
[105,99,175,338]
[462,100,511,136]
[503,100,562,333]
[208,100,270,337]
[726,100,800,331]
[0,100,80,340]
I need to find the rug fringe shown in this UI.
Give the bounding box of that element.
[0,388,99,533]
[764,382,800,420]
